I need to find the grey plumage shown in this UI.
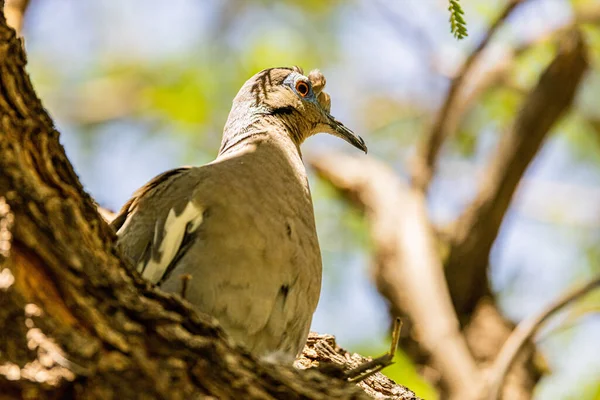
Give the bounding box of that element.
[112,66,366,359]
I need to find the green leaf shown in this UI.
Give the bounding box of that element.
[448,0,469,40]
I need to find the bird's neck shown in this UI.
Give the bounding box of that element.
[216,110,310,192]
[218,107,304,159]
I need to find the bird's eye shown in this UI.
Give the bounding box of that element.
[295,81,310,97]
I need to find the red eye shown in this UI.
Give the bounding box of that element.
[295,81,310,97]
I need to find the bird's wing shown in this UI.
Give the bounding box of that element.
[112,159,317,357]
[111,167,192,233]
[112,164,286,342]
[111,166,204,284]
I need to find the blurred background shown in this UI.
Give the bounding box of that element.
[16,0,600,398]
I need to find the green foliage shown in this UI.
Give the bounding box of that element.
[246,0,342,15]
[453,126,478,157]
[313,176,370,252]
[143,62,214,126]
[558,111,600,164]
[480,87,522,130]
[571,0,600,10]
[384,350,439,400]
[448,0,468,40]
[511,40,556,90]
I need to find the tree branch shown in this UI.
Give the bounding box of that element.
[487,274,600,400]
[310,153,482,399]
[425,2,600,163]
[445,29,589,315]
[298,333,420,400]
[411,0,527,192]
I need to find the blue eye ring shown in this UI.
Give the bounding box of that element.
[295,80,310,97]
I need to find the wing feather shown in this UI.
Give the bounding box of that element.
[112,167,204,285]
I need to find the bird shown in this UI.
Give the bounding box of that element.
[111,66,367,361]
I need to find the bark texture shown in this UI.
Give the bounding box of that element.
[0,8,417,400]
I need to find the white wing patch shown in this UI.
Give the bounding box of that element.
[115,210,135,236]
[139,201,204,284]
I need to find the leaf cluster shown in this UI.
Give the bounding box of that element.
[448,0,468,40]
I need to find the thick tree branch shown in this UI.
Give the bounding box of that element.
[445,29,589,316]
[310,153,482,399]
[411,0,527,192]
[0,8,413,399]
[487,275,600,400]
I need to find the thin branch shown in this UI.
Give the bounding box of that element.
[487,275,600,400]
[4,0,29,36]
[445,29,589,315]
[309,153,482,399]
[345,318,402,383]
[428,2,600,154]
[575,3,600,25]
[298,332,420,400]
[411,0,527,192]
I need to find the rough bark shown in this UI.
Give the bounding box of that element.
[298,333,419,400]
[0,8,418,400]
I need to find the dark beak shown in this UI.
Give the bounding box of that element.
[326,113,368,154]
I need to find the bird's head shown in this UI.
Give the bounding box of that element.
[221,66,367,154]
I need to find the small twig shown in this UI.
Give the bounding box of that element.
[411,0,527,192]
[180,274,192,299]
[298,332,421,399]
[345,318,403,383]
[389,317,402,357]
[487,275,600,400]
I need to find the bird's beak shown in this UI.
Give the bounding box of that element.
[325,113,368,154]
[312,82,367,154]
